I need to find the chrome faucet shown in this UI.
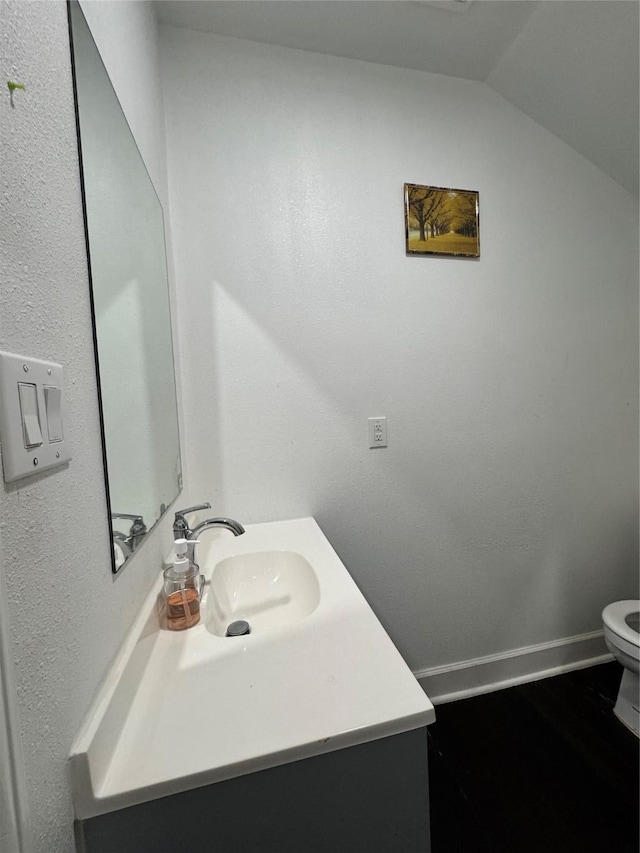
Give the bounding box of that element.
[173,503,245,563]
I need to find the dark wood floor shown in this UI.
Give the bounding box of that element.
[427,662,639,853]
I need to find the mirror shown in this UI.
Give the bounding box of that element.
[68,2,182,573]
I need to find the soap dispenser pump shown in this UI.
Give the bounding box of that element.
[163,539,201,631]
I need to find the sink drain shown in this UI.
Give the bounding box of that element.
[226,619,251,637]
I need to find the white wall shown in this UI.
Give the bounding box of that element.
[0,2,179,851]
[161,28,639,673]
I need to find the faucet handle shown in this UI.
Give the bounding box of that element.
[174,503,212,517]
[173,503,212,538]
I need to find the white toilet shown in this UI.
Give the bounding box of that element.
[602,600,640,736]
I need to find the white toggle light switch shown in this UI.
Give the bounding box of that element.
[44,385,63,442]
[0,351,72,482]
[18,382,43,447]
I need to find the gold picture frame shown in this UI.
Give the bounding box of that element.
[404,183,480,258]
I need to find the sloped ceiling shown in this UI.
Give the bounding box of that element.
[156,1,639,196]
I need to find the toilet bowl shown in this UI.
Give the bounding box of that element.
[602,600,640,736]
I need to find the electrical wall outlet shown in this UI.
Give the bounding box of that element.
[368,417,388,448]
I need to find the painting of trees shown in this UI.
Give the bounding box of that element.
[404,183,479,257]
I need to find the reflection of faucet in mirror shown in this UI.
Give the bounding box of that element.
[173,503,245,565]
[112,532,132,571]
[112,513,148,551]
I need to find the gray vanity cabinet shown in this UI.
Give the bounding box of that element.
[75,728,431,853]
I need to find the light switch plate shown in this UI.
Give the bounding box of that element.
[0,351,72,482]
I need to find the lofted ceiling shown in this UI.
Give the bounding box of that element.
[155,1,639,196]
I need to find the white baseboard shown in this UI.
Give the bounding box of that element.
[415,630,613,705]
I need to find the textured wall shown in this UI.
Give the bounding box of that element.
[161,27,639,672]
[0,2,177,851]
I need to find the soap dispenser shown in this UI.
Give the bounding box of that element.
[163,539,201,631]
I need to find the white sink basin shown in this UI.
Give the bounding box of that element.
[69,518,434,821]
[206,550,321,636]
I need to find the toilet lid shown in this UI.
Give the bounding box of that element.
[602,600,640,647]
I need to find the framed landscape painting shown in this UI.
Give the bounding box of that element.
[404,183,480,258]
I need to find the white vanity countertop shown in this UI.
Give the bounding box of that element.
[70,517,435,819]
